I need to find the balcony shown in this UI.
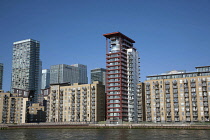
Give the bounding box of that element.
[166,90,170,93]
[191,84,196,87]
[155,95,160,99]
[156,103,160,108]
[165,81,170,85]
[173,85,178,89]
[173,94,178,98]
[175,118,180,122]
[154,99,160,103]
[166,95,170,99]
[202,83,207,86]
[156,118,161,122]
[193,113,198,116]
[204,103,208,106]
[147,109,151,112]
[185,117,191,122]
[203,92,207,96]
[204,113,209,117]
[193,108,197,111]
[174,113,179,117]
[186,113,190,116]
[203,98,208,101]
[192,103,197,107]
[204,108,208,111]
[186,103,190,107]
[202,88,207,92]
[192,98,197,101]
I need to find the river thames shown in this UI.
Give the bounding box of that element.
[0,129,210,140]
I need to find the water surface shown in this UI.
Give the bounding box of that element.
[0,129,209,140]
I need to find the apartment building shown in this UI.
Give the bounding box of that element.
[0,91,28,123]
[137,83,146,122]
[143,66,210,122]
[47,81,105,122]
[104,32,140,123]
[28,103,46,122]
[12,39,41,103]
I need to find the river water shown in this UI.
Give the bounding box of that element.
[0,129,210,140]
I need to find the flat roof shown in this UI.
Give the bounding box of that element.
[103,32,135,43]
[195,66,210,68]
[13,39,40,45]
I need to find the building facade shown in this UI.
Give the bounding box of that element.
[137,83,146,122]
[47,81,105,122]
[91,68,106,85]
[0,63,3,90]
[104,32,140,123]
[41,69,50,89]
[0,91,29,123]
[50,64,88,85]
[143,66,210,122]
[11,39,41,102]
[28,103,46,122]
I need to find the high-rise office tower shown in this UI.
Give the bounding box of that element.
[50,64,88,85]
[91,68,106,85]
[104,32,140,123]
[0,63,3,90]
[41,69,50,89]
[11,39,41,102]
[71,64,88,84]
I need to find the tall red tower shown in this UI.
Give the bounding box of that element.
[103,32,136,123]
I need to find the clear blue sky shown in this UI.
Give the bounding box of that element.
[1,0,210,91]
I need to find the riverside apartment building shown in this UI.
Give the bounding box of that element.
[104,32,140,123]
[141,66,210,122]
[47,81,105,122]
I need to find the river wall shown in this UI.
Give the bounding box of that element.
[1,123,210,130]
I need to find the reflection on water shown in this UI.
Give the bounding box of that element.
[0,129,210,140]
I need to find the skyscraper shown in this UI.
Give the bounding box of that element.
[91,68,106,85]
[104,32,140,123]
[41,69,50,89]
[50,64,88,85]
[71,64,88,84]
[11,39,41,101]
[0,63,3,90]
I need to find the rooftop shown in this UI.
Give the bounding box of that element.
[13,39,40,45]
[103,32,135,43]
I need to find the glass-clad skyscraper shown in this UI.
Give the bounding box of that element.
[91,68,106,85]
[50,64,88,85]
[0,63,3,90]
[11,39,41,101]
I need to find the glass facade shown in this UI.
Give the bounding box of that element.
[11,39,40,102]
[0,63,3,90]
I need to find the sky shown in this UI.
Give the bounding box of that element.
[0,0,210,91]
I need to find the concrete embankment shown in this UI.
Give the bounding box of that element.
[1,123,210,130]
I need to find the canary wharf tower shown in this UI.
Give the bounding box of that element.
[11,39,40,102]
